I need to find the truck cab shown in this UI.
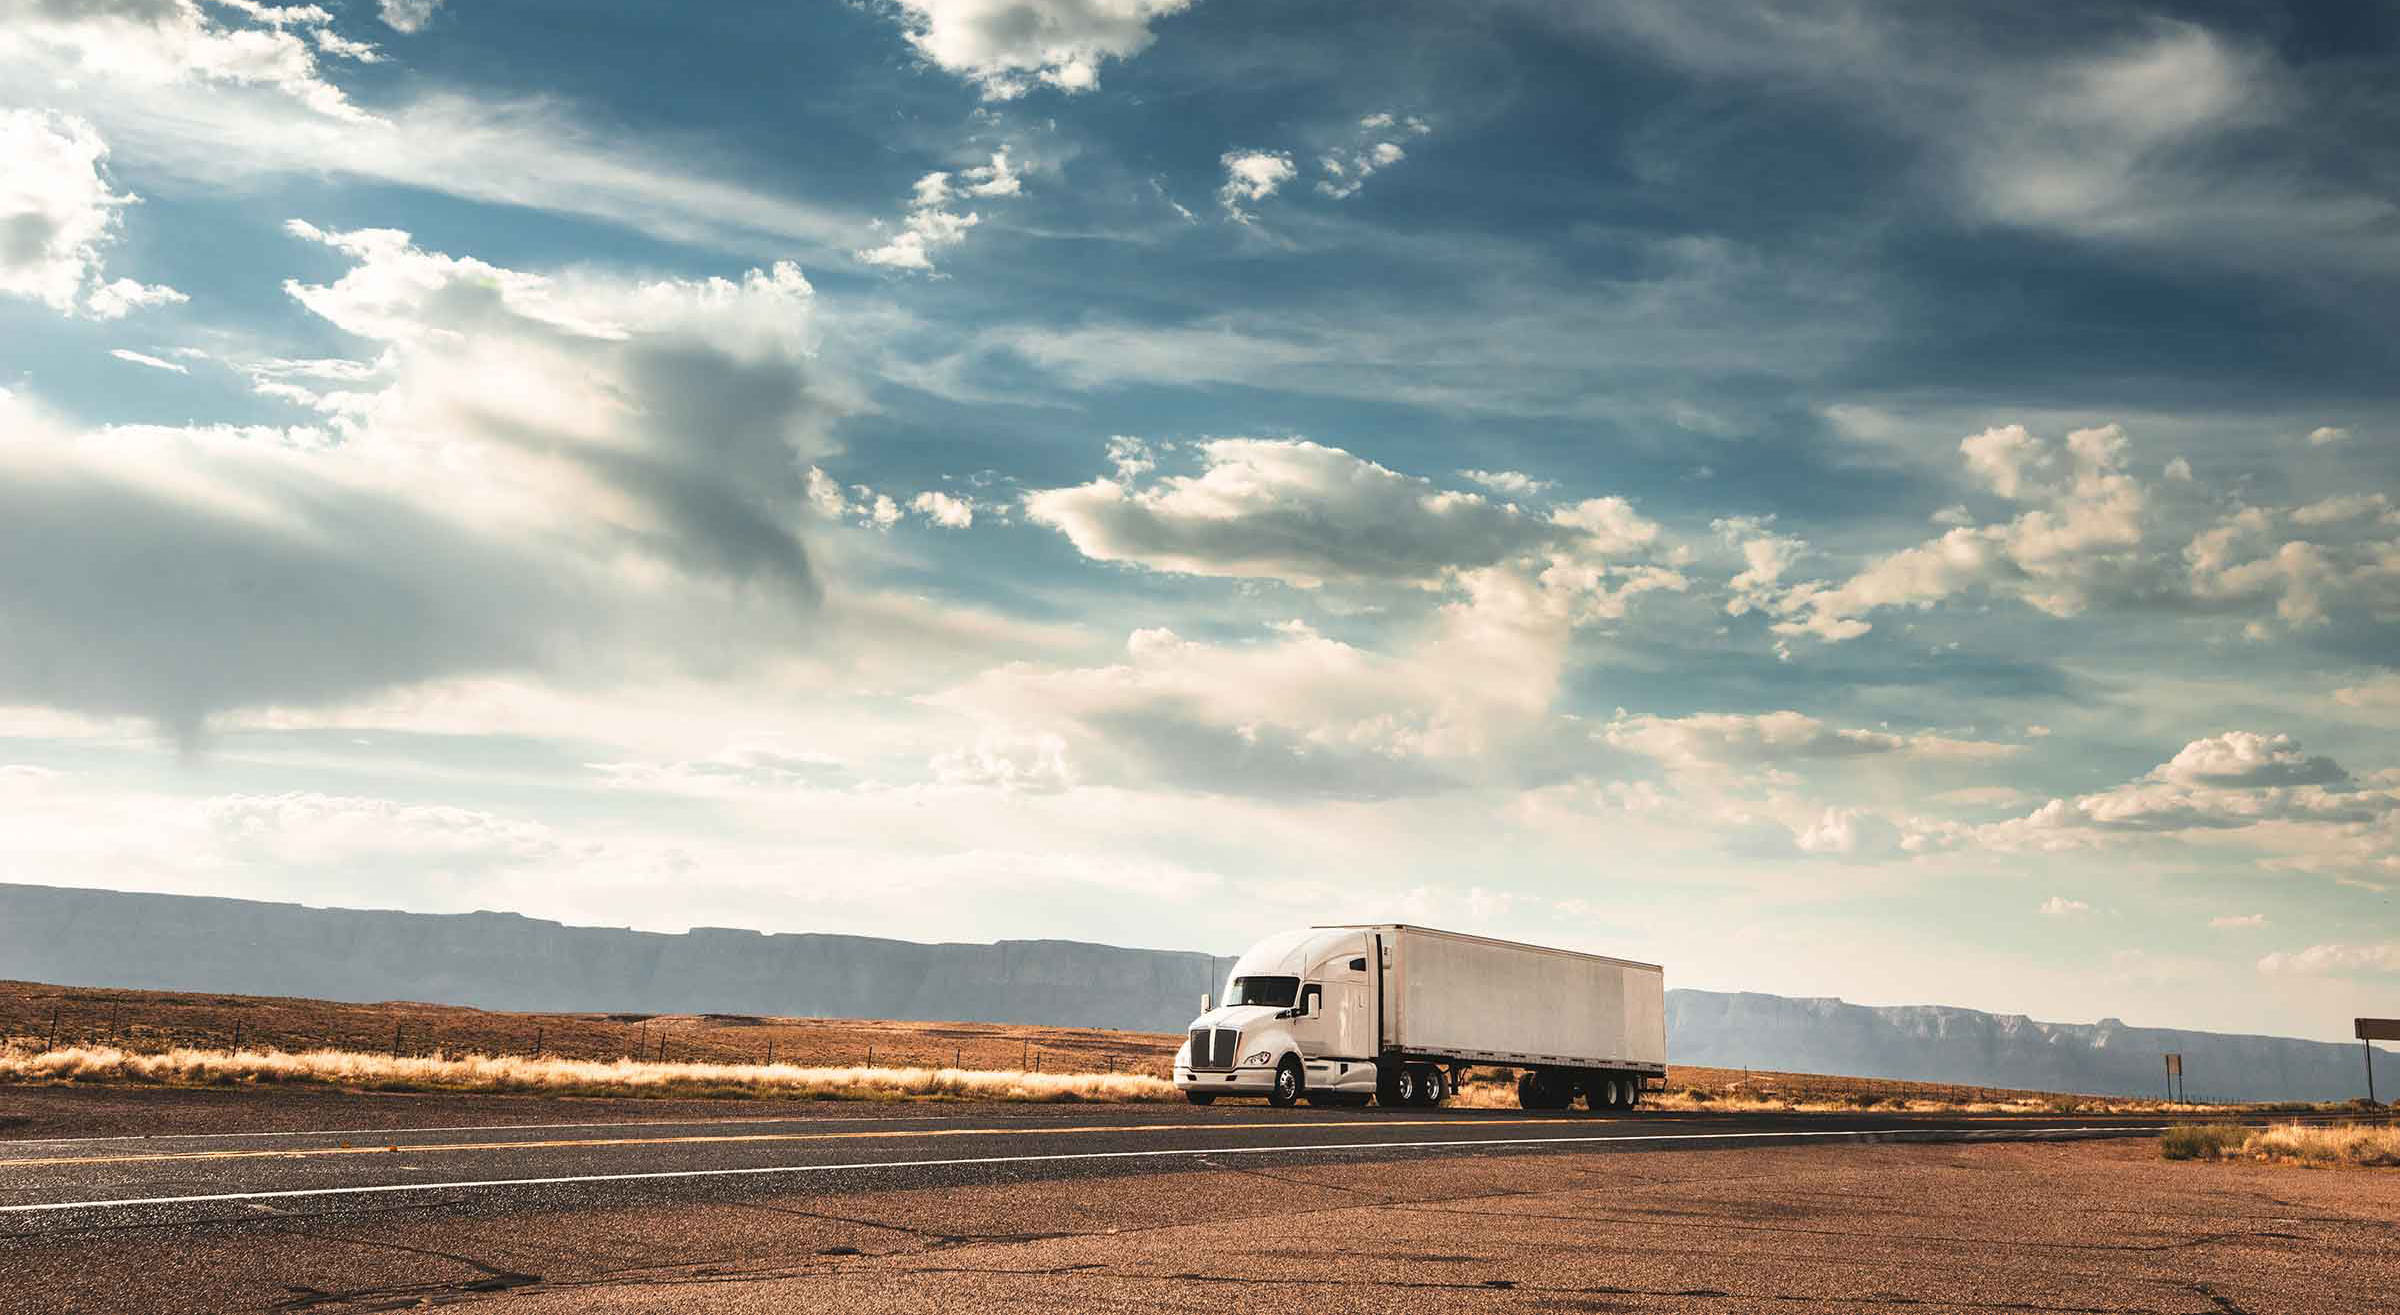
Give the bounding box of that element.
[1174,927,1381,1107]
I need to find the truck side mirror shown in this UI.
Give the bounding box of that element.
[1200,994,1213,1013]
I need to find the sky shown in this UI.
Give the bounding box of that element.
[1,0,2396,1042]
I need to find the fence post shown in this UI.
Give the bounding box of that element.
[533,1026,543,1058]
[231,1020,241,1052]
[392,1022,403,1058]
[766,1039,775,1066]
[48,1005,59,1052]
[638,1022,647,1060]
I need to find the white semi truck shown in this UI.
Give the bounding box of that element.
[1174,924,1667,1111]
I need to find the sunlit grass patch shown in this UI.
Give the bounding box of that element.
[0,1043,1180,1103]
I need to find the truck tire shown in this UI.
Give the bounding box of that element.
[1394,1065,1422,1106]
[1377,1063,1404,1107]
[1268,1057,1304,1108]
[1185,1091,1216,1106]
[1624,1079,1642,1110]
[1419,1065,1447,1106]
[1592,1076,1622,1111]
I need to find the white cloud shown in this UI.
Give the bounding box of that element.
[1948,732,2400,886]
[108,348,186,373]
[2257,943,2400,976]
[2306,425,2350,446]
[887,0,1194,98]
[1218,150,1295,224]
[1458,469,1552,497]
[1603,710,2021,772]
[84,277,187,318]
[933,599,1573,800]
[2154,731,2346,789]
[0,110,179,318]
[2209,913,2266,929]
[910,490,977,528]
[857,152,1017,272]
[0,228,855,738]
[1026,438,1548,587]
[378,0,441,33]
[2037,895,2089,916]
[1317,112,1430,200]
[1769,424,2149,642]
[2,9,864,261]
[1794,806,1903,860]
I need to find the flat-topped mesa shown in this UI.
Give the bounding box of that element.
[0,883,2389,1101]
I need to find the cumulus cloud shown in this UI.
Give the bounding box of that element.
[1459,469,1551,497]
[857,151,1018,272]
[2209,913,2266,929]
[1,0,374,122]
[1602,710,2021,771]
[0,110,183,318]
[1744,422,2400,646]
[910,489,978,528]
[1218,150,1295,224]
[1768,424,2149,642]
[378,0,441,32]
[2306,425,2350,446]
[1944,732,2400,886]
[1317,112,1430,200]
[0,227,852,739]
[886,0,1194,98]
[2257,943,2400,976]
[934,601,1572,800]
[1794,806,1903,860]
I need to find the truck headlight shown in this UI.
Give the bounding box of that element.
[1243,1051,1272,1067]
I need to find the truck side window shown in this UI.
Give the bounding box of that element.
[1347,957,1366,972]
[1302,983,1322,1016]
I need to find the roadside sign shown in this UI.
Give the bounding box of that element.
[2362,1020,2397,1105]
[2163,1053,2182,1075]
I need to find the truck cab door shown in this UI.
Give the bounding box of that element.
[1292,982,1328,1056]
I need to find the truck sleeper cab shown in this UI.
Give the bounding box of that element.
[1173,924,1667,1113]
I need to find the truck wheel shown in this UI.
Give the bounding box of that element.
[1185,1091,1216,1106]
[1268,1057,1304,1108]
[1624,1079,1642,1110]
[1394,1066,1422,1106]
[1517,1071,1542,1109]
[1420,1066,1448,1106]
[1592,1076,1621,1111]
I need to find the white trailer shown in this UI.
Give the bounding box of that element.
[1173,923,1667,1111]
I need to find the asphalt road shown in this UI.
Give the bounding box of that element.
[0,1102,2189,1222]
[0,1099,2373,1313]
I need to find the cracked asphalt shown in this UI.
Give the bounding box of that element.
[0,1090,2387,1313]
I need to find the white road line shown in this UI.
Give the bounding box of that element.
[0,1111,1018,1148]
[0,1124,2160,1214]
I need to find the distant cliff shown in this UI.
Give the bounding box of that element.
[1665,989,2392,1103]
[0,883,2387,1100]
[0,883,1223,1032]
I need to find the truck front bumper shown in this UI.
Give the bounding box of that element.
[1174,1065,1277,1094]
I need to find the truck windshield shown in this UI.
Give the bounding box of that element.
[1226,975,1299,1008]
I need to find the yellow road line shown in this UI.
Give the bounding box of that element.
[0,1116,1600,1170]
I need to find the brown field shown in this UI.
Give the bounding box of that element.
[0,978,2323,1112]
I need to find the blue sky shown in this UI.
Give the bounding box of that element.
[2,0,2396,1040]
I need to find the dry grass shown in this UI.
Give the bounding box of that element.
[0,980,1179,1077]
[0,1043,1180,1103]
[2160,1124,2252,1160]
[2245,1122,2400,1167]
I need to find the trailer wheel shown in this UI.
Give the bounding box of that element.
[1623,1079,1643,1110]
[1591,1076,1621,1111]
[1185,1091,1217,1106]
[1268,1057,1304,1108]
[1411,1064,1445,1106]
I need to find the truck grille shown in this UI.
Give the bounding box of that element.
[1188,1027,1237,1069]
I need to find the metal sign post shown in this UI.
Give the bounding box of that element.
[2358,1019,2399,1105]
[2163,1053,2183,1103]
